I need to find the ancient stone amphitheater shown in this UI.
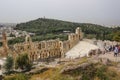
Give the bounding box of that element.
[0,27,84,61]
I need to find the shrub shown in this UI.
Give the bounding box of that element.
[4,56,14,74]
[15,53,32,71]
[4,73,29,80]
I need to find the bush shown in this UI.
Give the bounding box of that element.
[4,56,14,74]
[15,53,32,71]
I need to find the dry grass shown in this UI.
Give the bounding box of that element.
[4,58,120,80]
[29,57,89,80]
[31,62,120,80]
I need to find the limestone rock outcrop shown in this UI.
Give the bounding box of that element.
[60,62,92,74]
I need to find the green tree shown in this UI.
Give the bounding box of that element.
[9,33,15,37]
[112,31,120,42]
[4,56,14,74]
[15,53,32,71]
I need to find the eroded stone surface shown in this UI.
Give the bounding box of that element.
[0,27,83,61]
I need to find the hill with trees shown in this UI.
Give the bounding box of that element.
[8,18,120,45]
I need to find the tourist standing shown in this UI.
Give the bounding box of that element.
[114,45,119,57]
[109,45,112,52]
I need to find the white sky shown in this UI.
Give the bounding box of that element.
[0,0,120,26]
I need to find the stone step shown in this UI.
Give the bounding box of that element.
[65,41,99,59]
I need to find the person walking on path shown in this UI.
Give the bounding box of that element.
[114,45,119,57]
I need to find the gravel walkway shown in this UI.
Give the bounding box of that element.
[99,52,120,62]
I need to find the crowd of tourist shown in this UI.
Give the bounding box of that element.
[104,44,120,57]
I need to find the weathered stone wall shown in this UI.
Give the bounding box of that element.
[0,27,83,61]
[0,31,9,57]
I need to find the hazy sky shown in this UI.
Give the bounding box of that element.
[0,0,120,26]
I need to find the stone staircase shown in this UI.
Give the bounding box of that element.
[65,41,99,59]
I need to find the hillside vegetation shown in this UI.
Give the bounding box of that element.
[9,18,120,45]
[4,57,120,80]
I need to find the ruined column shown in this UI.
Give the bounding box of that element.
[75,27,83,40]
[2,31,9,56]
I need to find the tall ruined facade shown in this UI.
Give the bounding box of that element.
[0,27,83,61]
[2,31,9,56]
[60,27,83,57]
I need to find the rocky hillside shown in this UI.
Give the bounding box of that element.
[4,57,120,80]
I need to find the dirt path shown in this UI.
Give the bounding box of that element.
[99,52,120,62]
